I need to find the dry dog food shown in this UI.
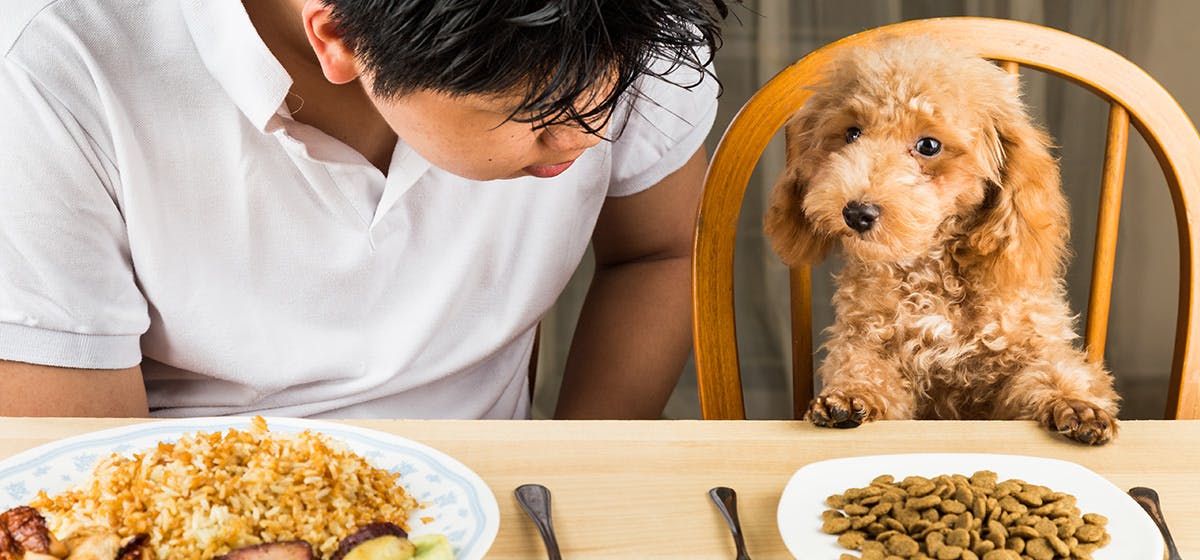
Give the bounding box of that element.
[821,470,1110,560]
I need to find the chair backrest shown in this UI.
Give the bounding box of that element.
[693,17,1200,420]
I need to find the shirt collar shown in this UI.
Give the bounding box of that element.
[178,0,293,133]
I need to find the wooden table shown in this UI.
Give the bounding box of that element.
[1,418,1195,559]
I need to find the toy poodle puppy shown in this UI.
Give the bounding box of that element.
[764,37,1120,444]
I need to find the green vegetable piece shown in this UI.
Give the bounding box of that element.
[412,534,456,560]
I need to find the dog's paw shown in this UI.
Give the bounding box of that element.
[806,390,877,429]
[1042,399,1118,445]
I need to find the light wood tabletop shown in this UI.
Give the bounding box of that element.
[0,418,1195,559]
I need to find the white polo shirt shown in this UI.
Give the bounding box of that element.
[0,0,718,419]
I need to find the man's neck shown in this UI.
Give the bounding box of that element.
[242,0,397,173]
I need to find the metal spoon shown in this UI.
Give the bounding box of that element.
[709,486,752,560]
[515,483,563,560]
[1128,487,1182,560]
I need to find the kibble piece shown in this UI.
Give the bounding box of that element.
[1054,518,1078,539]
[846,504,871,516]
[925,531,945,554]
[1033,518,1057,538]
[848,486,885,500]
[1014,490,1044,507]
[998,496,1027,515]
[823,516,852,534]
[1023,537,1054,560]
[982,550,1020,560]
[839,531,867,549]
[909,519,933,535]
[1009,525,1040,539]
[870,502,894,517]
[953,484,975,505]
[936,545,964,559]
[875,530,901,543]
[1045,533,1070,557]
[902,476,936,495]
[1081,513,1107,526]
[852,514,878,530]
[939,500,967,514]
[824,509,847,521]
[970,471,998,489]
[953,511,975,532]
[971,496,986,519]
[895,508,921,527]
[885,534,920,556]
[907,494,942,510]
[1074,523,1104,543]
[862,541,886,554]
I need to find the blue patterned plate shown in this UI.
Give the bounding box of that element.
[0,417,499,560]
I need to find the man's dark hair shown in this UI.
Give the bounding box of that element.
[323,0,733,134]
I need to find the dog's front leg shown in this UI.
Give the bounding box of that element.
[807,342,914,428]
[992,359,1120,445]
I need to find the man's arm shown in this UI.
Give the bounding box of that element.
[0,361,149,417]
[553,147,706,419]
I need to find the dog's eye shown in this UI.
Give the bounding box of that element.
[844,127,862,144]
[915,137,942,157]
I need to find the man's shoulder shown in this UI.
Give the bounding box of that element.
[0,0,61,55]
[2,0,167,60]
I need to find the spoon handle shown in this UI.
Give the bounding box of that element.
[515,484,564,560]
[709,486,752,560]
[1129,487,1182,560]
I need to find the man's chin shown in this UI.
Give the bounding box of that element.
[523,160,576,178]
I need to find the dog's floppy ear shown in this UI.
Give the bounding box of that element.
[765,114,832,266]
[956,78,1069,288]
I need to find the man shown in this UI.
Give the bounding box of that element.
[0,0,731,419]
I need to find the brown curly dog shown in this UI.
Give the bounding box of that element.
[764,37,1120,445]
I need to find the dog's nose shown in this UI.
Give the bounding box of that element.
[842,201,880,233]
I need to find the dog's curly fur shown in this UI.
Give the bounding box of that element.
[764,37,1120,444]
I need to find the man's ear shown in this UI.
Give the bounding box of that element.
[302,0,359,85]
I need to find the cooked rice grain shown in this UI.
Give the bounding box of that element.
[29,417,419,559]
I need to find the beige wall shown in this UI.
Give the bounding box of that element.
[1102,0,1197,417]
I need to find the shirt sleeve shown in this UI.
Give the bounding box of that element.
[607,51,720,197]
[0,57,148,369]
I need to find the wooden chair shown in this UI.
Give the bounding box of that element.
[692,17,1200,420]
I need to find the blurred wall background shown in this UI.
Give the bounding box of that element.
[533,0,1196,420]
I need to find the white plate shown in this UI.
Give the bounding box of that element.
[0,417,499,560]
[777,453,1162,560]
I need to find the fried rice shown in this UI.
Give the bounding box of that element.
[28,417,419,559]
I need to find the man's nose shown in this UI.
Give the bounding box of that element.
[540,124,603,153]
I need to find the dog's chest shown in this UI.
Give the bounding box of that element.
[835,262,1007,368]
